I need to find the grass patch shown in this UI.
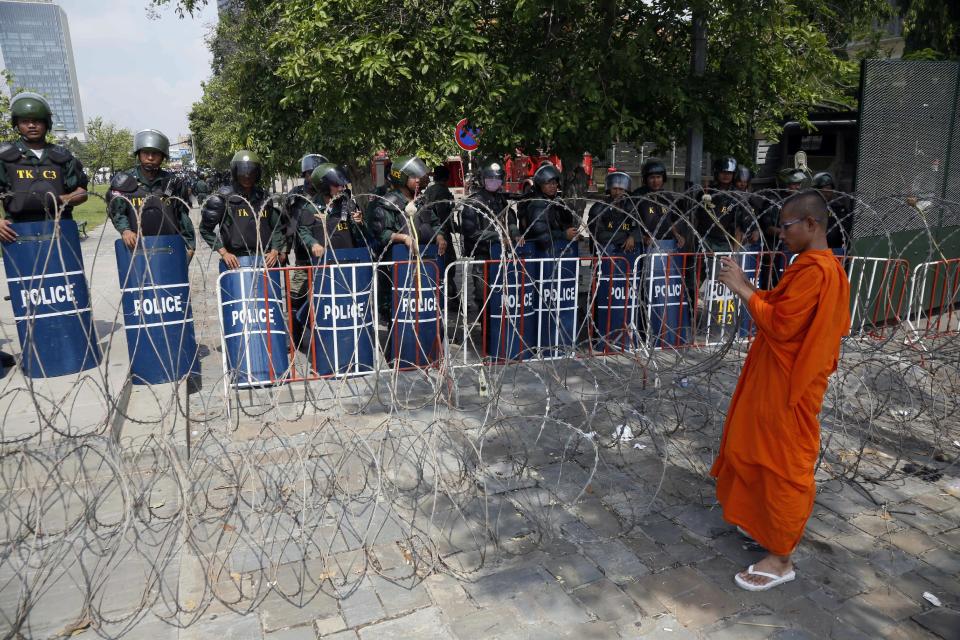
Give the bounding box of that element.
[70,183,110,231]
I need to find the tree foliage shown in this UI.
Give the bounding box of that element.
[900,0,960,60]
[180,0,891,175]
[0,70,16,143]
[75,117,135,175]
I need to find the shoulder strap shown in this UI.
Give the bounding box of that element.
[0,142,23,163]
[45,145,72,165]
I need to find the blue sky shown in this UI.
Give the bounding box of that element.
[59,0,217,140]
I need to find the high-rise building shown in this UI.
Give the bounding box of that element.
[217,0,239,16]
[0,0,85,139]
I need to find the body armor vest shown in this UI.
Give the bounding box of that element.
[112,172,182,237]
[2,147,67,222]
[224,190,271,255]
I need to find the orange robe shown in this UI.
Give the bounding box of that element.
[711,249,850,555]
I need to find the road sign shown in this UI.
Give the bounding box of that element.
[455,118,479,151]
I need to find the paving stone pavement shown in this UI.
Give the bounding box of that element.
[2,214,958,639]
[31,469,953,640]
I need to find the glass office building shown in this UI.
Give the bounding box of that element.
[0,0,85,139]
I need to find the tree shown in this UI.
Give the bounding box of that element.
[900,0,960,60]
[75,117,135,177]
[1,70,20,143]
[176,0,892,176]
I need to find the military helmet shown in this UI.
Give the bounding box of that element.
[300,153,329,175]
[480,161,505,181]
[812,171,835,189]
[310,163,349,192]
[532,162,561,187]
[389,155,429,186]
[10,92,53,128]
[713,156,738,176]
[605,171,632,192]
[133,129,170,158]
[734,165,752,184]
[778,167,806,187]
[230,150,262,182]
[641,158,667,179]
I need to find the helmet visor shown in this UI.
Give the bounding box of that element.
[606,172,632,191]
[301,154,328,174]
[233,161,261,179]
[398,156,429,180]
[483,177,503,192]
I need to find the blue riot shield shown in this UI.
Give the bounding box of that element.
[640,240,691,349]
[2,220,100,377]
[593,249,641,352]
[218,256,290,386]
[116,236,199,384]
[308,247,375,376]
[486,243,537,361]
[390,244,441,368]
[530,242,579,358]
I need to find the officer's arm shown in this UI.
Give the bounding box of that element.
[0,158,8,197]
[107,195,133,232]
[199,196,226,250]
[107,173,138,232]
[62,157,89,205]
[368,202,395,247]
[628,204,645,244]
[459,201,480,239]
[179,210,197,250]
[587,203,603,240]
[268,205,284,251]
[297,212,321,249]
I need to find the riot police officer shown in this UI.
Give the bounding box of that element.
[731,165,762,247]
[590,171,641,255]
[288,163,369,346]
[0,92,89,368]
[107,129,196,258]
[734,165,752,192]
[284,154,328,260]
[632,159,687,250]
[460,161,517,259]
[365,155,447,257]
[759,168,806,250]
[459,161,519,315]
[696,157,743,252]
[419,164,459,299]
[712,156,737,191]
[813,171,855,253]
[199,150,283,269]
[518,162,577,255]
[193,172,210,204]
[297,163,368,256]
[365,155,448,319]
[0,92,88,235]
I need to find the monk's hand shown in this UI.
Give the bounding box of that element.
[718,257,749,293]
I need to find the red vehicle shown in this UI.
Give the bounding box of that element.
[503,152,593,193]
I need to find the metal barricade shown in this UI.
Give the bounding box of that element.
[908,258,960,340]
[844,256,910,339]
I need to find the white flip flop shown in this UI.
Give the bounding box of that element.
[734,564,796,591]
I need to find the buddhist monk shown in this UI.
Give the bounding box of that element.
[712,190,850,591]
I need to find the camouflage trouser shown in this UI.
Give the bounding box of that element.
[289,266,311,349]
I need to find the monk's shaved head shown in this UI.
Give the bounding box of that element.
[782,190,829,228]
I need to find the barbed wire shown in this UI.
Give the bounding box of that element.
[0,188,956,638]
